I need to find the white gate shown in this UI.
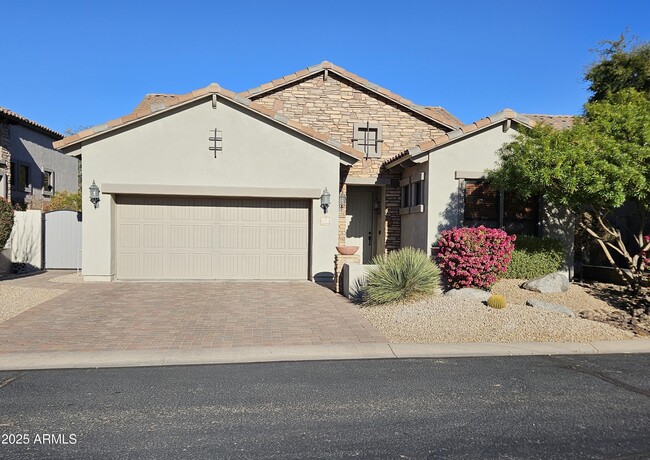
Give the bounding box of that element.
[44,211,82,269]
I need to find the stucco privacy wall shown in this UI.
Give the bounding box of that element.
[9,124,78,202]
[78,98,341,281]
[7,210,43,270]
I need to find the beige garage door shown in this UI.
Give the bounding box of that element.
[116,195,309,280]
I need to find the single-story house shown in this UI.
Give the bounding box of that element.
[54,62,574,283]
[0,107,79,206]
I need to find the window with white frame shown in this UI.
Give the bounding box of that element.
[400,172,425,214]
[352,122,382,158]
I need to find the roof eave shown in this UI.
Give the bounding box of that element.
[384,112,535,169]
[55,90,362,165]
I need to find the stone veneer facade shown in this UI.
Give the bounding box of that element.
[0,120,10,202]
[251,72,449,253]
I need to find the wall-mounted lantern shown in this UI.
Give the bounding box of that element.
[339,191,346,211]
[320,188,331,214]
[89,180,100,208]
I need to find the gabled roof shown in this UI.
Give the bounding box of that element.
[132,94,179,113]
[521,114,576,130]
[0,107,63,139]
[53,84,364,163]
[238,61,464,130]
[384,109,536,169]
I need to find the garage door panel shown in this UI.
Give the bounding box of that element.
[193,225,213,248]
[119,224,140,248]
[286,254,308,278]
[120,253,141,278]
[218,253,239,277]
[117,196,309,280]
[219,226,239,249]
[192,253,212,277]
[170,225,190,248]
[288,227,308,249]
[142,253,163,277]
[142,224,163,248]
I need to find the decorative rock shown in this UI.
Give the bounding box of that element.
[444,288,491,302]
[521,272,570,294]
[526,299,575,317]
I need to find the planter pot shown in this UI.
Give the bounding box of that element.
[336,246,359,255]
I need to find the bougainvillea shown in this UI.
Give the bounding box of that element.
[436,226,516,290]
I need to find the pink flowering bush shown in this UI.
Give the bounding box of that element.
[436,226,516,290]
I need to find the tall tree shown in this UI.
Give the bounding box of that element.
[488,35,650,300]
[585,34,650,102]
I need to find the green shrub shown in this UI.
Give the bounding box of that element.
[44,191,82,212]
[504,235,564,279]
[0,197,14,249]
[364,247,440,305]
[487,294,507,309]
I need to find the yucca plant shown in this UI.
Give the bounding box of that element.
[363,247,440,305]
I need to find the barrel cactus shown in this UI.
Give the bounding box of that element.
[487,294,507,309]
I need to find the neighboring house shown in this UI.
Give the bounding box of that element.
[53,62,573,283]
[0,108,79,206]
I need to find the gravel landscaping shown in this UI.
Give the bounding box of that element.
[0,286,66,323]
[360,279,637,344]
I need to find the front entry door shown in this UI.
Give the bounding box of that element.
[345,187,376,264]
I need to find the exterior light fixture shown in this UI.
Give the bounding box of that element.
[89,180,100,208]
[339,191,346,211]
[320,187,331,214]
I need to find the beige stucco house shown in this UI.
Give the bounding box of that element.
[54,62,573,283]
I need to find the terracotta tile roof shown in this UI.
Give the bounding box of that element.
[53,84,364,162]
[384,109,536,168]
[424,106,464,128]
[0,107,63,139]
[521,114,576,130]
[239,61,464,130]
[132,94,180,113]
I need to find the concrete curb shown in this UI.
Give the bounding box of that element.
[0,340,649,371]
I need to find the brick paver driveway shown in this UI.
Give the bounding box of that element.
[0,272,386,353]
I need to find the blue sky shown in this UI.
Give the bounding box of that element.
[3,0,649,134]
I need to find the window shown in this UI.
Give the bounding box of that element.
[19,164,30,191]
[401,184,410,208]
[43,169,54,196]
[11,162,31,192]
[464,179,499,228]
[463,179,540,236]
[400,172,425,214]
[352,122,382,158]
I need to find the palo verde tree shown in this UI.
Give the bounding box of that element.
[488,35,650,297]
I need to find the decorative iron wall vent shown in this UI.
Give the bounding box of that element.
[209,129,222,157]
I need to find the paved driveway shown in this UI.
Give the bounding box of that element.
[0,272,386,353]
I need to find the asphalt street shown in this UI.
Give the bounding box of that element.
[0,354,649,459]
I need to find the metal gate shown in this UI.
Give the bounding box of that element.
[44,211,82,269]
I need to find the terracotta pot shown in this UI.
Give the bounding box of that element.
[336,245,359,255]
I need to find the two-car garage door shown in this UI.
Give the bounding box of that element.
[115,195,309,280]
